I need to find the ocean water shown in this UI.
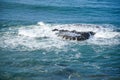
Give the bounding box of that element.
[0,0,120,80]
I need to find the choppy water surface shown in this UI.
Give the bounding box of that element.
[0,0,120,80]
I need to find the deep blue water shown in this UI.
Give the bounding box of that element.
[0,0,120,80]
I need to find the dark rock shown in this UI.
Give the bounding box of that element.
[52,29,58,31]
[52,29,95,41]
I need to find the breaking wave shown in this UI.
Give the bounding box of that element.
[0,22,119,51]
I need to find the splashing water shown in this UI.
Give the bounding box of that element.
[0,22,119,51]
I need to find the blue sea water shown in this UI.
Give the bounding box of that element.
[0,0,120,80]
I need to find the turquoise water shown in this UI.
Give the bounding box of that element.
[0,0,120,80]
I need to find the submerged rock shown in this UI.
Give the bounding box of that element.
[52,29,95,41]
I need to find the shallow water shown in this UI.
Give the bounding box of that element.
[0,0,120,80]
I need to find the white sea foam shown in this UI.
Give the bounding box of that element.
[0,22,119,51]
[37,21,45,26]
[94,31,119,38]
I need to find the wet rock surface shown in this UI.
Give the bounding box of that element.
[52,29,95,41]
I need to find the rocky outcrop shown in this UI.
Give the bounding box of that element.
[52,29,95,41]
